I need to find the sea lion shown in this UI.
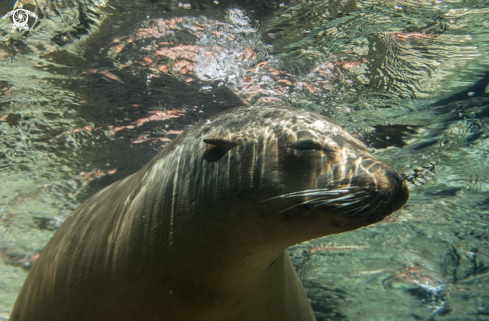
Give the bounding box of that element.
[11,106,408,321]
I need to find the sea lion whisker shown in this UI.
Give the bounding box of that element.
[307,192,363,203]
[310,198,356,210]
[340,197,378,217]
[281,188,345,197]
[282,192,368,217]
[338,206,364,217]
[269,193,355,218]
[286,191,348,199]
[305,202,330,215]
[312,192,370,207]
[303,194,361,213]
[260,188,352,202]
[301,190,351,196]
[318,193,364,203]
[358,200,384,219]
[305,194,371,216]
[269,202,309,218]
[333,196,370,209]
[344,194,371,203]
[289,190,350,198]
[301,195,361,209]
[270,195,346,217]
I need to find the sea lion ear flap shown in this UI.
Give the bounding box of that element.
[203,138,238,162]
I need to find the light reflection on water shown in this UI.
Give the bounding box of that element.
[1,0,489,320]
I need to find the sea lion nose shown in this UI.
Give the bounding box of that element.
[386,169,409,212]
[386,169,403,187]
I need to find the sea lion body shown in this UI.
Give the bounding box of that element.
[11,106,408,321]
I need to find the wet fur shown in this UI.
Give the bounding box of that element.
[11,106,408,321]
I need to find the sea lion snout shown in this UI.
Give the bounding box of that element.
[347,164,409,222]
[384,169,409,213]
[305,150,408,224]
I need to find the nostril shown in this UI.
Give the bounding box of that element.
[386,169,404,187]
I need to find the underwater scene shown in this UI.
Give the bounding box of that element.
[1,0,489,320]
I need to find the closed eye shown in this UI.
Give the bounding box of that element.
[291,139,323,153]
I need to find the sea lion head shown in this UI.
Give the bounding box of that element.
[149,106,408,245]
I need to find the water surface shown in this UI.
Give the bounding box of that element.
[1,1,489,320]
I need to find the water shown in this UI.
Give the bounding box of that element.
[1,0,489,320]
